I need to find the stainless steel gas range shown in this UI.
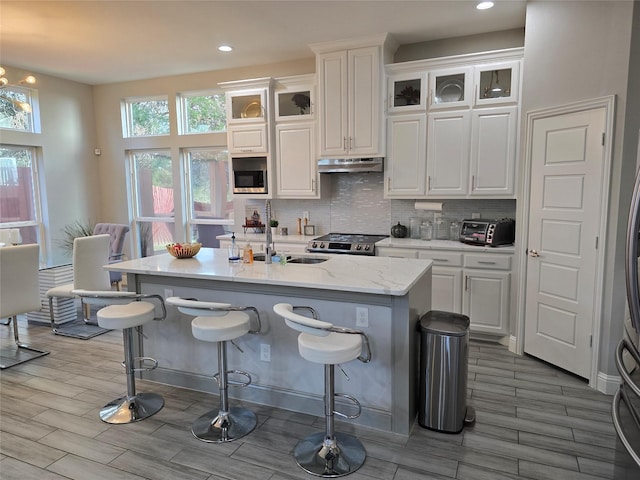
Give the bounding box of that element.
[306,233,388,256]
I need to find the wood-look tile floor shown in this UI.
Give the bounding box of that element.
[0,316,626,479]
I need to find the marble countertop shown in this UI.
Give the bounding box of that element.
[377,237,516,253]
[108,248,432,296]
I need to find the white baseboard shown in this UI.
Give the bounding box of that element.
[596,371,620,395]
[508,335,517,354]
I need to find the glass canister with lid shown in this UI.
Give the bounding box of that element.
[435,216,449,240]
[409,217,423,239]
[420,220,433,241]
[449,220,460,241]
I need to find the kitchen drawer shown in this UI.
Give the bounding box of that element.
[376,247,417,258]
[418,251,463,267]
[464,253,511,270]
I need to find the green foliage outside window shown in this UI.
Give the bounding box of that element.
[184,94,226,133]
[130,98,170,136]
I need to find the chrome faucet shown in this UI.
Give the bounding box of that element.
[265,200,273,264]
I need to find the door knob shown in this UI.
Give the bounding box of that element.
[529,249,540,257]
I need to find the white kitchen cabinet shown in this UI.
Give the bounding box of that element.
[474,60,520,106]
[225,88,268,124]
[470,106,517,196]
[228,124,268,154]
[426,110,471,196]
[387,71,427,114]
[463,269,510,335]
[378,246,512,335]
[426,106,516,198]
[316,45,383,157]
[418,251,463,313]
[385,114,426,198]
[428,66,473,110]
[275,75,315,121]
[275,122,318,198]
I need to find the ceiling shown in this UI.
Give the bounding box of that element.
[0,1,527,85]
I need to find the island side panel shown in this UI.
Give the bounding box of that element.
[130,273,427,435]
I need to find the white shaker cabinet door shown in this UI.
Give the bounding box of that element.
[426,110,471,196]
[385,114,426,197]
[275,122,318,198]
[463,269,510,335]
[470,106,517,196]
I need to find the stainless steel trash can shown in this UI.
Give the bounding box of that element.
[418,310,471,433]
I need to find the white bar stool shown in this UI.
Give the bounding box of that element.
[166,297,262,443]
[73,289,166,424]
[273,303,372,477]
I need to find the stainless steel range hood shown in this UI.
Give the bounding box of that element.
[318,157,383,173]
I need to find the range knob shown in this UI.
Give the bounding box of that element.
[320,242,325,248]
[356,244,362,250]
[311,242,318,248]
[364,244,371,251]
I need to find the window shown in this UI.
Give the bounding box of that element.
[184,148,233,246]
[0,145,44,247]
[178,91,226,134]
[129,150,175,256]
[122,96,170,137]
[0,86,40,133]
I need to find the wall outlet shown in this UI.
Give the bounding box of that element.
[356,307,369,328]
[303,211,310,221]
[260,343,271,362]
[164,288,173,299]
[472,212,481,219]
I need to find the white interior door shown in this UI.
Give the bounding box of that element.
[524,106,606,379]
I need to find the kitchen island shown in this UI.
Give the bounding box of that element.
[108,248,432,435]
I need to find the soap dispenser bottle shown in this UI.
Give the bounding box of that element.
[228,233,241,263]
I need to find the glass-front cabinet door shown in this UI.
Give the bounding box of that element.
[227,89,267,123]
[474,61,520,106]
[388,72,426,113]
[428,66,472,110]
[276,88,313,120]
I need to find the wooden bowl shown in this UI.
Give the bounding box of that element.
[166,242,201,259]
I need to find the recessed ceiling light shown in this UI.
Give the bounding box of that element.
[218,45,233,52]
[476,2,494,10]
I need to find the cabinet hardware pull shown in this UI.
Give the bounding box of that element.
[343,136,347,150]
[477,261,496,264]
[472,175,475,190]
[350,137,354,149]
[387,177,391,191]
[428,176,431,191]
[433,258,449,262]
[465,275,468,290]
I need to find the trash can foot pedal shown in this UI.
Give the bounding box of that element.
[464,406,476,425]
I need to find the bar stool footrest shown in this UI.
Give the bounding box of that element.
[212,369,252,388]
[333,393,362,419]
[293,431,366,477]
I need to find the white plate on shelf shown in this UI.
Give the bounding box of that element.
[435,79,464,103]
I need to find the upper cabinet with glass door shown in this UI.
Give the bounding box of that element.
[428,66,473,110]
[274,75,315,121]
[387,72,427,113]
[474,61,520,106]
[226,88,268,124]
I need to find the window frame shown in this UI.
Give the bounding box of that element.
[0,85,41,133]
[177,89,227,136]
[121,95,171,138]
[183,146,234,244]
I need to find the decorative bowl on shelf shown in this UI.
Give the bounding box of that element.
[166,242,201,259]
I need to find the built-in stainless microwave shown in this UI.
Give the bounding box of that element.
[232,156,268,194]
[233,169,267,194]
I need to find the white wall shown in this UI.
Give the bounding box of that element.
[520,0,639,378]
[1,66,99,266]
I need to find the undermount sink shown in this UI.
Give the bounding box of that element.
[251,253,328,264]
[287,257,328,264]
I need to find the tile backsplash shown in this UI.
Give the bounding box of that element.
[238,172,516,237]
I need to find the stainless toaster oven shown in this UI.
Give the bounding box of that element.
[459,218,515,246]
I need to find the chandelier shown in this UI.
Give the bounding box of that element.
[0,66,36,113]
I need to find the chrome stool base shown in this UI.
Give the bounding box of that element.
[100,392,164,424]
[294,431,366,477]
[192,406,257,443]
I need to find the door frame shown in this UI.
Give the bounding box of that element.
[515,95,615,388]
